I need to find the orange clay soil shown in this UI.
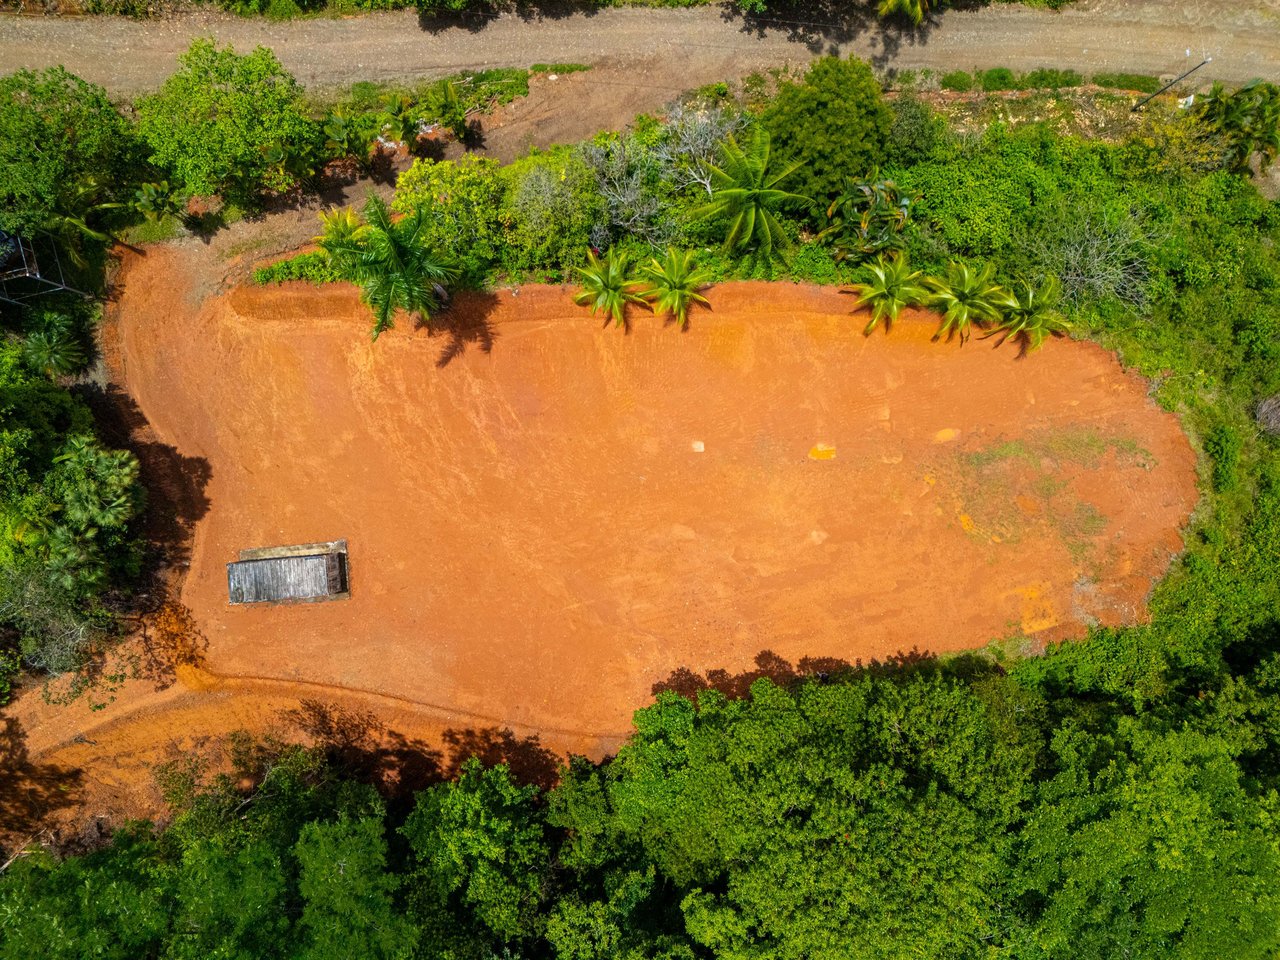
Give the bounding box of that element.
[6,244,1198,838]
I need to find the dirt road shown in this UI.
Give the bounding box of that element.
[1,0,1277,102]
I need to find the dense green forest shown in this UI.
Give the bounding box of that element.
[2,41,1280,959]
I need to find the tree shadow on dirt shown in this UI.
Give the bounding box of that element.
[0,717,84,861]
[278,700,560,793]
[131,596,210,693]
[424,290,500,368]
[416,0,599,34]
[652,646,950,701]
[442,726,561,790]
[720,0,956,68]
[76,383,212,572]
[280,699,444,796]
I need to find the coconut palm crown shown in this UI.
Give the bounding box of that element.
[693,128,810,257]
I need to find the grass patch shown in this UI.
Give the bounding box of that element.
[1091,72,1162,94]
[531,63,591,75]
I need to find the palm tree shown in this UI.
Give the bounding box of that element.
[927,262,1014,344]
[54,435,142,532]
[994,276,1070,352]
[638,248,712,329]
[424,78,468,142]
[380,94,422,149]
[315,206,367,253]
[23,327,86,378]
[847,254,928,336]
[819,174,915,262]
[46,176,124,269]
[878,0,930,25]
[323,108,378,169]
[133,181,183,223]
[574,248,647,328]
[318,196,460,340]
[1199,79,1280,173]
[693,129,810,258]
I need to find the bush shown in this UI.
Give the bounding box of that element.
[978,67,1020,92]
[499,150,604,276]
[887,93,945,166]
[253,251,343,285]
[0,67,137,236]
[1204,423,1243,492]
[1023,68,1083,89]
[940,71,975,93]
[1093,72,1162,94]
[137,39,320,200]
[763,56,893,212]
[392,155,506,276]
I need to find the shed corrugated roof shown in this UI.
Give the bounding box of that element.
[227,552,346,604]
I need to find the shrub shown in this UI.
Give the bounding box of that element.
[887,93,945,166]
[1204,423,1243,492]
[253,251,343,285]
[762,56,893,212]
[499,150,604,276]
[137,39,320,200]
[392,155,506,275]
[1092,72,1162,94]
[940,71,974,93]
[1023,68,1083,90]
[0,67,137,236]
[978,68,1021,92]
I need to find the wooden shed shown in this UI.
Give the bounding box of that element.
[227,540,349,605]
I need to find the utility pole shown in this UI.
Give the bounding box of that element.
[1132,56,1214,112]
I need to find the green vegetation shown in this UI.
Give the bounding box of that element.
[316,197,461,339]
[572,247,648,327]
[846,253,928,334]
[638,247,713,328]
[763,55,892,211]
[4,44,1280,957]
[3,639,1278,957]
[137,40,320,201]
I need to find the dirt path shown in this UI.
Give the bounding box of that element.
[1,0,1277,111]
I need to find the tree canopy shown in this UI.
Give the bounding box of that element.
[0,67,135,236]
[136,39,319,200]
[762,56,893,214]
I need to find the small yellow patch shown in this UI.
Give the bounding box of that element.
[808,443,837,461]
[1016,583,1060,634]
[959,513,976,533]
[933,428,961,443]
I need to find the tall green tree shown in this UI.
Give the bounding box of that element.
[402,758,551,944]
[296,814,416,960]
[0,67,135,238]
[317,195,460,340]
[762,56,893,211]
[137,39,319,200]
[693,129,809,257]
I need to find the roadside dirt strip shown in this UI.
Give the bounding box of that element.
[1,0,1277,101]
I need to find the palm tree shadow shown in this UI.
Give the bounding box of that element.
[421,290,500,368]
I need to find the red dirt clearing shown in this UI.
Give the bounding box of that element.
[101,246,1196,744]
